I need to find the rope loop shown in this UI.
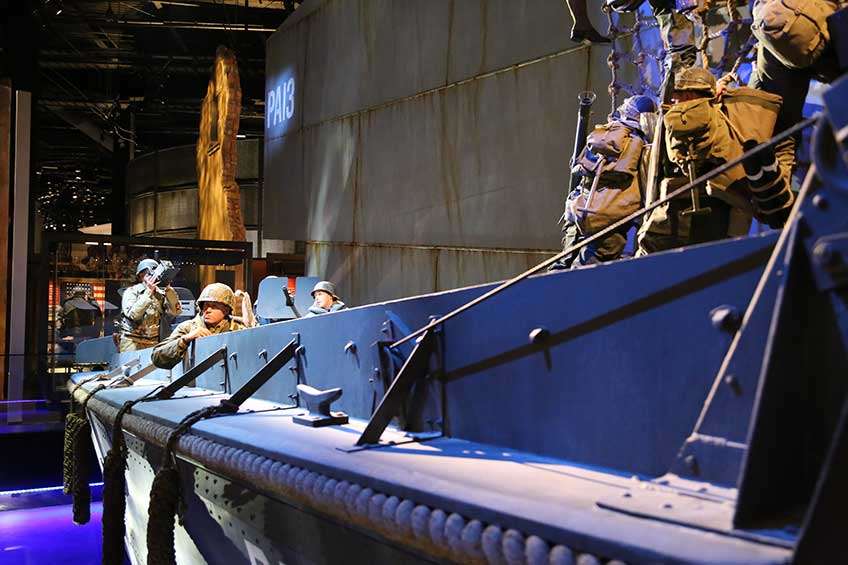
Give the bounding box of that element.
[146,404,231,565]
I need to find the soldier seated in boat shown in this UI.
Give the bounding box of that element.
[305,281,347,317]
[151,282,246,369]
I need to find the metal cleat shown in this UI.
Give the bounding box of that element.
[293,384,349,427]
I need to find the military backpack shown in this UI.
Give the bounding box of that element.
[576,122,646,189]
[752,0,839,69]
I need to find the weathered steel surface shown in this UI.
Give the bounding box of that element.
[302,0,452,125]
[306,240,552,304]
[263,0,628,305]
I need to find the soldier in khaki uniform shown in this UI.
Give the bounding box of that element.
[649,0,696,72]
[639,66,791,253]
[748,0,842,179]
[638,68,751,253]
[118,259,182,352]
[553,94,657,268]
[152,283,246,369]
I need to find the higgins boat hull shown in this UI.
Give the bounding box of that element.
[66,220,848,564]
[77,381,793,565]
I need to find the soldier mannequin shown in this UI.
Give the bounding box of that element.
[747,0,842,177]
[305,281,347,317]
[151,283,245,369]
[639,67,754,253]
[118,259,182,352]
[552,95,657,268]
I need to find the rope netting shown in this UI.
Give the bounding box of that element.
[604,0,756,113]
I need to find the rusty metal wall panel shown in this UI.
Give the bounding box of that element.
[129,194,155,234]
[306,241,552,305]
[357,54,576,249]
[446,0,581,83]
[156,145,197,188]
[302,0,451,125]
[155,189,198,232]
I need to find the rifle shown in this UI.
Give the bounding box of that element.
[283,287,302,318]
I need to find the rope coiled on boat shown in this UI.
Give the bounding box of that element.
[146,404,230,565]
[102,392,157,565]
[62,376,104,494]
[63,382,107,525]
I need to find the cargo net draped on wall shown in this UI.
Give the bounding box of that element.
[604,0,755,114]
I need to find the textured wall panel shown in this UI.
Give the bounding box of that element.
[263,132,304,232]
[240,185,259,226]
[155,189,198,232]
[265,0,625,304]
[302,0,451,125]
[265,13,307,141]
[306,241,551,306]
[358,54,575,249]
[302,118,358,242]
[129,194,155,234]
[235,139,261,180]
[156,145,197,188]
[446,0,577,82]
[126,152,159,195]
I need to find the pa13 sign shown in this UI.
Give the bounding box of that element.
[266,77,295,131]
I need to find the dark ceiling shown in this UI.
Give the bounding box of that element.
[1,0,296,231]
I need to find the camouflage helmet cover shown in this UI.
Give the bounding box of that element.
[616,94,658,122]
[311,280,339,299]
[136,258,159,275]
[673,67,717,94]
[196,282,235,311]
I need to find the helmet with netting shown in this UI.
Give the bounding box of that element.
[197,283,235,311]
[617,95,658,123]
[673,67,717,94]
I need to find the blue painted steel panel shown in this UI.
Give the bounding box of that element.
[113,233,776,479]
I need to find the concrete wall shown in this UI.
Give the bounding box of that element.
[264,0,620,305]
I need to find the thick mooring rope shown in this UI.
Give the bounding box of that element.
[146,405,228,565]
[63,383,107,525]
[62,376,106,494]
[101,388,161,565]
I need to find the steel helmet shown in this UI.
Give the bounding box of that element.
[673,67,717,94]
[311,280,338,299]
[196,283,235,311]
[136,258,159,276]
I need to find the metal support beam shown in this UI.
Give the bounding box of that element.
[356,330,436,446]
[220,338,298,411]
[99,19,276,32]
[793,391,848,564]
[155,346,228,400]
[44,106,114,152]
